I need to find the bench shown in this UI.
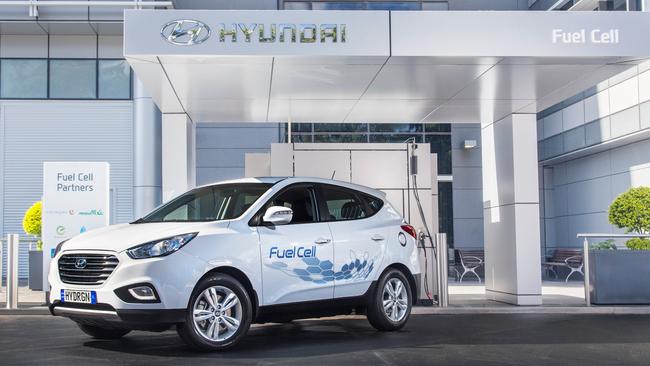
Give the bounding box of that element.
[542,249,584,282]
[455,249,484,283]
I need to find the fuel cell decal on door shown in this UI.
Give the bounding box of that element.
[266,250,377,284]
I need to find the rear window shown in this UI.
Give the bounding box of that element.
[319,184,383,221]
[362,193,384,215]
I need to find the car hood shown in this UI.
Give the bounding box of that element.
[60,221,225,253]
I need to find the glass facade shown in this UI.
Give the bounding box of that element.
[438,181,454,246]
[286,122,454,243]
[289,122,452,174]
[0,59,132,100]
[0,59,48,99]
[50,60,97,99]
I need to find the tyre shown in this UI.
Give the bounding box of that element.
[366,268,412,331]
[77,323,131,339]
[177,273,253,351]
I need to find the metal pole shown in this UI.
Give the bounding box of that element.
[583,237,591,307]
[6,234,19,309]
[436,233,448,307]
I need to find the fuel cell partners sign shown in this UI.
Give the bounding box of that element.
[42,162,110,290]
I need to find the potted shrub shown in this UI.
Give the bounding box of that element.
[589,187,650,304]
[23,201,43,290]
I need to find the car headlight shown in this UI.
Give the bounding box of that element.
[126,233,198,259]
[54,239,69,257]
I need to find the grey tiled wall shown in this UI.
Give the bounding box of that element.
[451,124,484,248]
[195,123,283,185]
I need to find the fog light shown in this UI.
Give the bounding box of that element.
[128,286,157,301]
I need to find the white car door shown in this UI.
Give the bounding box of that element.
[256,184,335,305]
[317,184,387,299]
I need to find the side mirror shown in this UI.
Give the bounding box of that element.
[262,206,293,225]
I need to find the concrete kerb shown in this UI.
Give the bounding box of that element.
[4,305,650,317]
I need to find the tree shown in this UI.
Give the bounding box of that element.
[609,187,650,234]
[22,201,42,250]
[609,187,650,250]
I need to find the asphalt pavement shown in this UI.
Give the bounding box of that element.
[1,313,650,365]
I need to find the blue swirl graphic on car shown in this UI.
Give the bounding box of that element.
[266,246,376,284]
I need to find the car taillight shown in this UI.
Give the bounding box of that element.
[401,224,417,239]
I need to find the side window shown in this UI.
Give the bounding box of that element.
[262,186,317,224]
[320,185,368,221]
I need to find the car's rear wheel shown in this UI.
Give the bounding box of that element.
[76,323,131,339]
[177,273,252,351]
[366,268,412,331]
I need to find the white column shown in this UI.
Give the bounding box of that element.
[133,78,162,217]
[481,113,542,305]
[162,113,195,202]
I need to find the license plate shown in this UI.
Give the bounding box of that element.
[60,289,97,304]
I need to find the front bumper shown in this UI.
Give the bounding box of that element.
[48,249,208,325]
[49,301,185,329]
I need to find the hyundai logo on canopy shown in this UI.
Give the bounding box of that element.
[161,20,211,46]
[161,19,346,46]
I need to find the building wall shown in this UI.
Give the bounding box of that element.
[539,62,650,251]
[0,101,135,278]
[0,33,132,279]
[538,62,650,161]
[451,124,483,248]
[195,123,283,185]
[544,138,650,249]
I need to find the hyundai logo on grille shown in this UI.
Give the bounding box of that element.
[161,20,211,46]
[75,258,87,269]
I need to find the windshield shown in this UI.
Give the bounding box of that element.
[137,183,272,223]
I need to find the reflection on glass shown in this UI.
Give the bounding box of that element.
[370,123,423,133]
[50,60,96,99]
[314,134,368,143]
[291,134,313,143]
[314,123,367,132]
[369,134,423,143]
[98,60,131,99]
[425,135,452,175]
[425,123,451,133]
[438,182,454,247]
[0,59,47,99]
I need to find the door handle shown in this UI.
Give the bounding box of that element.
[314,238,331,245]
[371,234,385,242]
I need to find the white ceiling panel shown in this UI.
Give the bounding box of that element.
[364,64,493,100]
[347,99,444,123]
[185,99,268,122]
[162,62,273,102]
[454,64,603,101]
[270,63,382,100]
[423,99,534,124]
[268,99,357,123]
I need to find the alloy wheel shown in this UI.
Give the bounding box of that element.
[382,278,408,322]
[192,285,243,342]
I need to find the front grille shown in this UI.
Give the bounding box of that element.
[58,254,119,285]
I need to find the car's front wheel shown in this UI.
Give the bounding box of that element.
[177,273,252,351]
[76,323,131,339]
[366,268,412,331]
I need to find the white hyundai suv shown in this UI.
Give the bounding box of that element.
[49,177,421,351]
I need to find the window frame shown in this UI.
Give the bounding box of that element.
[315,183,383,223]
[249,183,321,226]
